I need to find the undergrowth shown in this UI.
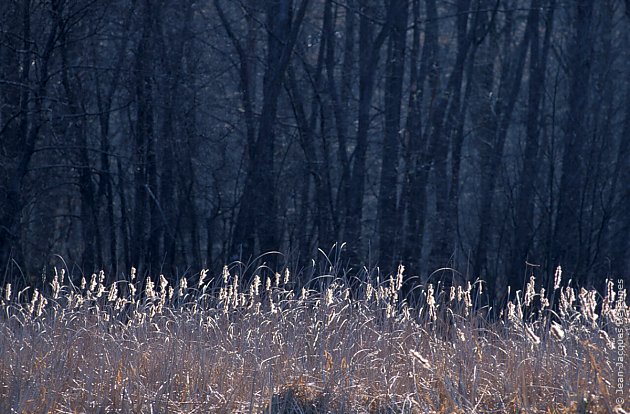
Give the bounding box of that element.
[0,264,628,413]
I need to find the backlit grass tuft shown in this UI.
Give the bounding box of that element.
[0,265,628,413]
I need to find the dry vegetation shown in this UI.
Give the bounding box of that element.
[0,264,628,413]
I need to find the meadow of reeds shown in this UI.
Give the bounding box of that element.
[0,263,628,413]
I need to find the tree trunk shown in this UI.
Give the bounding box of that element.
[230,0,310,261]
[93,2,135,276]
[325,0,355,240]
[345,0,390,266]
[132,0,156,274]
[59,5,102,274]
[508,0,554,291]
[400,0,424,276]
[0,0,58,280]
[552,0,594,284]
[471,0,531,298]
[427,0,473,275]
[377,0,407,271]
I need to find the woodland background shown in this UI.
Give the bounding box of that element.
[1,0,629,299]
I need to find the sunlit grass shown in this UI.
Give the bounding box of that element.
[0,264,627,413]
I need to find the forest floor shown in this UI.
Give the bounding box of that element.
[0,265,628,413]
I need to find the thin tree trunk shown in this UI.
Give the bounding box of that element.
[117,159,131,273]
[324,0,352,240]
[345,0,390,266]
[443,0,480,280]
[508,0,554,290]
[471,0,531,298]
[0,1,58,279]
[132,0,156,274]
[427,0,473,275]
[0,1,33,272]
[93,1,135,276]
[231,0,309,261]
[377,0,407,271]
[58,5,102,273]
[286,5,333,252]
[552,0,594,284]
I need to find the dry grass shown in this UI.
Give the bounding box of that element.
[0,265,628,413]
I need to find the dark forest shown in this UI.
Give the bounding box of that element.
[1,0,629,300]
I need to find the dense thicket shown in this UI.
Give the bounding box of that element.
[1,0,628,299]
